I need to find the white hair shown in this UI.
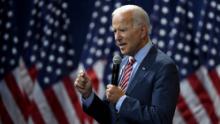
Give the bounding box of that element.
[112,5,152,35]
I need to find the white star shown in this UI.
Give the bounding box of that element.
[89,22,95,29]
[96,50,102,57]
[57,57,63,64]
[161,18,168,25]
[174,54,181,61]
[90,47,96,54]
[44,77,49,84]
[95,1,101,8]
[92,11,98,19]
[103,5,110,12]
[31,55,36,62]
[100,16,108,24]
[46,66,52,73]
[58,46,65,53]
[86,58,93,65]
[56,69,61,75]
[97,38,104,46]
[49,55,55,62]
[99,27,106,34]
[12,48,17,55]
[162,7,169,14]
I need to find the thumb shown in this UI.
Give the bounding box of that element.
[79,71,89,81]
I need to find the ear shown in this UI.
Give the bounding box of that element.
[140,26,147,38]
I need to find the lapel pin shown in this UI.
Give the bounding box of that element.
[142,67,146,70]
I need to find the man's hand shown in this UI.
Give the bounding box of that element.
[74,71,92,98]
[106,84,125,103]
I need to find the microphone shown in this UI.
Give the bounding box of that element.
[111,55,122,85]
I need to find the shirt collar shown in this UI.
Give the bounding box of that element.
[132,41,153,64]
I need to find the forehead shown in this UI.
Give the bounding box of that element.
[112,12,133,27]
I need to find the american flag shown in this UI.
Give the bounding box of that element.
[80,0,220,124]
[0,0,21,123]
[0,0,87,123]
[151,0,220,123]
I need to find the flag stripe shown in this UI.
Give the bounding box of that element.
[196,67,220,118]
[173,109,186,124]
[208,69,220,96]
[12,62,46,124]
[177,95,198,124]
[4,73,29,121]
[180,79,211,123]
[87,68,100,92]
[0,95,13,124]
[53,80,81,124]
[188,73,219,123]
[27,65,38,82]
[32,83,58,124]
[0,80,26,124]
[63,76,87,124]
[93,61,106,100]
[44,87,69,124]
[30,101,46,124]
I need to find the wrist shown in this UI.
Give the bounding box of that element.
[82,89,92,99]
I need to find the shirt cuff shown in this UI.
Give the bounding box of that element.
[82,92,94,108]
[115,95,127,112]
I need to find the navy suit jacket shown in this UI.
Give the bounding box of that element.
[83,45,180,124]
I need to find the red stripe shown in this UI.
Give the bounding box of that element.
[30,101,46,124]
[188,73,218,124]
[4,73,30,121]
[208,69,220,95]
[28,65,38,81]
[87,68,99,92]
[0,96,14,124]
[177,95,198,124]
[63,76,87,124]
[26,66,45,124]
[44,86,69,124]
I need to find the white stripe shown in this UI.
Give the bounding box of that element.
[77,62,106,99]
[32,83,58,124]
[180,79,211,124]
[13,60,42,123]
[0,80,26,124]
[93,60,106,99]
[13,58,34,98]
[173,109,186,124]
[27,117,34,124]
[196,66,220,118]
[53,81,81,124]
[216,65,220,76]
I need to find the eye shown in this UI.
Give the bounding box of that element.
[119,29,124,32]
[119,28,127,32]
[113,29,116,33]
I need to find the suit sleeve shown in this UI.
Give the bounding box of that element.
[119,63,180,124]
[83,94,112,124]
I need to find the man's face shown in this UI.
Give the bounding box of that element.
[112,12,146,56]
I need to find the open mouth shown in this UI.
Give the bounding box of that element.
[118,43,127,49]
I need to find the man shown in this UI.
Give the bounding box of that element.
[74,5,180,124]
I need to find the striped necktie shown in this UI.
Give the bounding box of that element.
[120,57,135,91]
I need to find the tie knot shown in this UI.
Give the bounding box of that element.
[128,57,135,65]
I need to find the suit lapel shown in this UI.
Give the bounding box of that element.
[126,45,157,94]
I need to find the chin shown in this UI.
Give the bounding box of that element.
[121,52,129,56]
[120,49,130,55]
[120,50,126,54]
